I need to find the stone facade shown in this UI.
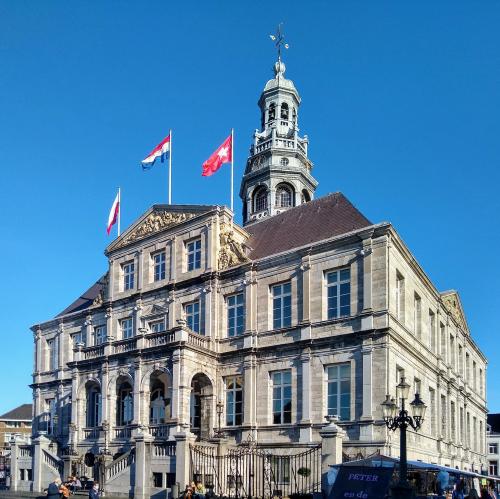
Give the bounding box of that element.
[16,59,488,497]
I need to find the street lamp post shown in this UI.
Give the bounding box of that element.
[381,376,427,499]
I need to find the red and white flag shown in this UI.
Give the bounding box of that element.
[142,133,171,169]
[202,134,232,177]
[107,190,120,235]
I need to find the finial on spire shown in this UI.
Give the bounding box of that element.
[269,23,289,63]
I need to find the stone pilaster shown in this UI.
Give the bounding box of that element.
[133,359,143,426]
[360,338,375,440]
[243,355,256,430]
[299,349,312,442]
[319,417,346,494]
[360,236,374,330]
[134,432,154,499]
[300,256,311,324]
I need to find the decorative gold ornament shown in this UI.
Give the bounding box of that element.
[218,223,249,271]
[116,211,197,248]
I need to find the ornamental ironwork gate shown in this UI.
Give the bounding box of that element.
[190,443,321,499]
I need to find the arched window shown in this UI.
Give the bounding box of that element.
[253,187,268,213]
[301,189,311,204]
[281,102,289,120]
[276,184,293,208]
[86,383,101,428]
[268,103,276,122]
[117,382,133,426]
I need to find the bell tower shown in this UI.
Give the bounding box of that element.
[240,31,318,226]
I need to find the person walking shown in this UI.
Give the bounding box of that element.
[45,478,62,499]
[89,481,100,499]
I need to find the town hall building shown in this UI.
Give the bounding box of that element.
[11,55,487,498]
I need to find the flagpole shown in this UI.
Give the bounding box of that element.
[230,128,234,214]
[168,129,172,205]
[118,187,121,236]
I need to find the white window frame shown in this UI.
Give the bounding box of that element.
[326,268,351,320]
[186,239,201,271]
[227,293,245,337]
[123,261,135,291]
[185,301,201,334]
[272,282,292,329]
[225,376,243,427]
[271,370,292,425]
[94,325,107,345]
[153,251,166,282]
[149,319,166,334]
[121,318,134,339]
[326,363,352,421]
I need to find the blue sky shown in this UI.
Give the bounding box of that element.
[0,1,499,415]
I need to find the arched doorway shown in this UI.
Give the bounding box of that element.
[190,373,213,440]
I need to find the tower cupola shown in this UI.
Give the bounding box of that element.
[240,41,318,226]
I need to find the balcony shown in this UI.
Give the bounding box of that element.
[82,427,100,440]
[148,423,175,439]
[113,426,132,440]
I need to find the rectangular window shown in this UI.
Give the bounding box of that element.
[489,461,498,476]
[123,262,135,291]
[272,282,292,329]
[187,239,201,271]
[47,338,58,371]
[450,335,455,370]
[429,388,436,434]
[429,310,436,352]
[94,325,107,345]
[327,364,351,421]
[271,456,290,484]
[460,407,464,445]
[450,401,456,441]
[225,376,243,426]
[458,345,464,376]
[326,268,351,319]
[185,301,201,334]
[121,318,133,339]
[150,319,166,334]
[153,251,166,282]
[466,352,470,382]
[227,293,245,337]
[440,323,446,361]
[272,370,292,424]
[489,443,498,454]
[395,272,404,320]
[480,368,484,396]
[473,361,477,390]
[414,293,422,339]
[441,395,446,437]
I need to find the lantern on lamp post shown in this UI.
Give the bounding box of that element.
[381,376,427,499]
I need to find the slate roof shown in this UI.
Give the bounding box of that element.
[246,192,373,260]
[0,404,32,421]
[488,413,500,433]
[57,274,107,317]
[55,192,372,319]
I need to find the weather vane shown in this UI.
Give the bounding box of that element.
[269,23,289,61]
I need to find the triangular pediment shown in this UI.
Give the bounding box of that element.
[441,290,470,334]
[143,304,168,318]
[106,204,217,253]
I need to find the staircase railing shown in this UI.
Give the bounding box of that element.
[105,448,135,481]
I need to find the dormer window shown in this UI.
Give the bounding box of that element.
[280,102,289,120]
